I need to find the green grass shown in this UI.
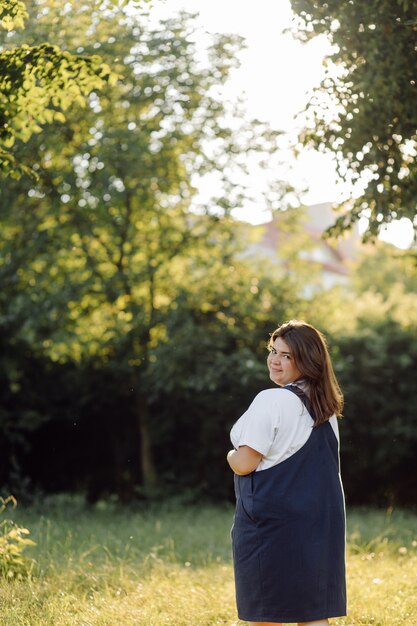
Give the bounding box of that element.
[1,497,416,625]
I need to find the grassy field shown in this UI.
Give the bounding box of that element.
[1,497,416,625]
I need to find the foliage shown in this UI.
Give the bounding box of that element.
[350,240,417,298]
[0,0,146,178]
[0,42,115,176]
[334,317,417,506]
[0,0,284,342]
[0,330,79,501]
[2,276,417,506]
[0,495,36,579]
[0,264,300,502]
[290,0,417,238]
[0,0,28,31]
[0,1,289,493]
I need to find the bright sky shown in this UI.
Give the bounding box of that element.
[149,0,414,248]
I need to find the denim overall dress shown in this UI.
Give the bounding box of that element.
[231,385,346,623]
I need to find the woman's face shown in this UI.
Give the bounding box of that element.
[267,336,302,387]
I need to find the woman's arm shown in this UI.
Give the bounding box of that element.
[227,445,262,475]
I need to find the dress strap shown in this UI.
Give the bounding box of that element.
[284,384,316,423]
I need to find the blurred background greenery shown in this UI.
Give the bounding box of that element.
[1,0,416,510]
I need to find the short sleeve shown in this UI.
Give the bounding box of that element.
[236,391,280,457]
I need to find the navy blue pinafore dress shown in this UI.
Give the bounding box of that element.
[231,385,346,623]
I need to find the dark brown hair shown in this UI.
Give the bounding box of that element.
[269,320,343,426]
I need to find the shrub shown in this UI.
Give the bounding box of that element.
[0,495,36,579]
[334,319,417,507]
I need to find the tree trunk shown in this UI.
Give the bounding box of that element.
[137,392,157,488]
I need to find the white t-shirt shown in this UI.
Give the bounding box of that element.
[230,387,340,472]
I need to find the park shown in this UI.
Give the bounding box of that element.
[1,0,416,624]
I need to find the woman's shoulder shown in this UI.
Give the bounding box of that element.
[253,388,311,427]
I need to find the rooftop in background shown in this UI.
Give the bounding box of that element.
[242,202,360,292]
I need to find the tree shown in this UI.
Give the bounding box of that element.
[290,0,417,239]
[0,1,287,493]
[350,240,417,298]
[0,0,143,178]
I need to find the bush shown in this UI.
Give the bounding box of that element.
[0,496,36,579]
[335,319,417,507]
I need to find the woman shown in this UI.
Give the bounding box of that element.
[227,320,346,626]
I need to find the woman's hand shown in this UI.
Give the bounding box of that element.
[227,446,262,475]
